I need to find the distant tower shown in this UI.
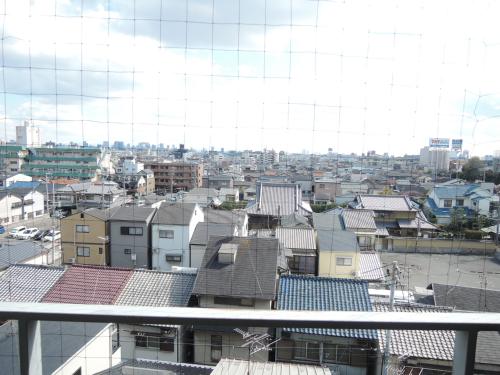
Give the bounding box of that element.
[16,120,41,147]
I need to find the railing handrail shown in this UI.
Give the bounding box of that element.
[0,302,499,331]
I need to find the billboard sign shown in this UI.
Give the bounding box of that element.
[429,138,450,148]
[451,139,463,151]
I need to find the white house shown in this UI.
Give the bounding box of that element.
[5,173,32,187]
[0,189,44,225]
[151,202,204,271]
[0,191,23,224]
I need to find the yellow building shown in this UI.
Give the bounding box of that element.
[317,229,360,278]
[61,208,115,265]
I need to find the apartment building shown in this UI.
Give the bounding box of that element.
[20,146,101,180]
[144,161,203,193]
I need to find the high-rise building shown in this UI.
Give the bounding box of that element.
[16,121,41,147]
[419,147,450,171]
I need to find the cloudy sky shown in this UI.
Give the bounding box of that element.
[1,0,499,155]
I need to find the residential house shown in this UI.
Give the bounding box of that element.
[375,302,456,374]
[151,203,204,271]
[181,188,221,207]
[351,195,437,244]
[61,208,117,265]
[109,206,156,268]
[341,209,377,251]
[275,227,317,275]
[426,183,499,224]
[0,241,56,271]
[202,175,234,189]
[276,275,378,375]
[0,187,44,224]
[189,222,237,268]
[313,210,362,278]
[429,282,500,373]
[313,178,340,204]
[0,190,23,224]
[192,236,288,365]
[54,181,128,211]
[95,360,213,375]
[246,183,312,229]
[218,188,240,203]
[203,207,248,236]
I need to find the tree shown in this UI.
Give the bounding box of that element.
[446,207,467,233]
[461,157,484,182]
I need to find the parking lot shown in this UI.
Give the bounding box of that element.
[0,214,60,239]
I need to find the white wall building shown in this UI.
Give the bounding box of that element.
[0,190,44,225]
[419,147,450,171]
[5,173,32,187]
[151,203,204,271]
[16,120,41,147]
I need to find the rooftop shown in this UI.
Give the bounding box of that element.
[275,227,316,250]
[277,275,376,340]
[193,236,284,300]
[152,202,199,225]
[190,222,237,245]
[355,194,417,212]
[316,230,359,252]
[341,209,377,231]
[212,358,331,375]
[432,283,500,313]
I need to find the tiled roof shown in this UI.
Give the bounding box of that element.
[317,230,359,252]
[193,236,283,300]
[246,183,312,216]
[110,206,156,222]
[312,210,344,231]
[275,227,316,250]
[397,210,438,231]
[190,222,236,245]
[43,265,133,305]
[116,269,196,307]
[280,212,311,228]
[341,209,377,231]
[0,264,66,302]
[432,184,479,199]
[152,202,198,225]
[357,252,385,281]
[356,195,416,212]
[95,359,214,375]
[212,358,331,375]
[374,303,455,361]
[432,283,500,313]
[277,275,376,340]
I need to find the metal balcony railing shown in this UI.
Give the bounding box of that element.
[0,302,498,375]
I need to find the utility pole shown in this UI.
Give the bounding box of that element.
[383,261,400,375]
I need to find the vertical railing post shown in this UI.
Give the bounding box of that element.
[452,330,477,375]
[18,319,42,375]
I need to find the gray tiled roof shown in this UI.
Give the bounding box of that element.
[317,230,359,252]
[432,283,500,313]
[0,264,66,302]
[356,195,416,212]
[110,206,156,222]
[275,227,316,250]
[312,210,344,231]
[203,208,247,225]
[277,275,376,340]
[190,222,236,245]
[246,183,311,216]
[95,359,214,375]
[357,252,385,281]
[116,269,196,307]
[212,359,331,375]
[341,209,377,231]
[152,203,198,225]
[193,236,282,300]
[374,302,455,361]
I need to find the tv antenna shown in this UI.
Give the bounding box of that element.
[233,328,280,355]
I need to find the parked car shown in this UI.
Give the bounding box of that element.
[8,226,26,238]
[43,230,61,242]
[0,225,5,234]
[52,209,70,219]
[33,229,50,241]
[17,228,39,240]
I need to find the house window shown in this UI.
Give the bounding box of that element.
[336,257,353,266]
[456,199,464,206]
[76,247,90,257]
[76,225,89,233]
[443,199,453,208]
[165,255,182,262]
[134,333,174,351]
[294,341,320,361]
[159,230,174,239]
[211,335,222,362]
[124,249,132,255]
[98,247,103,254]
[291,256,316,274]
[213,296,254,307]
[323,343,351,364]
[319,184,325,189]
[120,226,143,236]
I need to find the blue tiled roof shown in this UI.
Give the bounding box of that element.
[432,184,479,199]
[277,275,376,340]
[6,181,41,190]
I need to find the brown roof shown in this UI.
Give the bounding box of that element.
[43,265,133,305]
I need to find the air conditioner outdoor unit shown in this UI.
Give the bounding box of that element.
[68,258,75,264]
